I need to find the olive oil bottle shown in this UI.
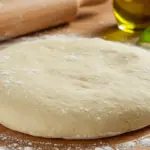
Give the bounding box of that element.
[113,0,150,33]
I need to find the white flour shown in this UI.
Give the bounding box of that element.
[138,136,150,147]
[116,141,136,150]
[0,147,7,150]
[1,132,150,150]
[95,146,114,150]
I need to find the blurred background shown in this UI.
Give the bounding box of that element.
[0,0,149,43]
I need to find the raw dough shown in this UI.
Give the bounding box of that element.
[0,36,150,139]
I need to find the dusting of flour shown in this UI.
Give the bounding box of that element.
[1,132,150,150]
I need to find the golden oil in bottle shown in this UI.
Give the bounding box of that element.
[113,0,150,33]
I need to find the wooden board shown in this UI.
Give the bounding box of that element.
[0,125,150,150]
[0,0,150,149]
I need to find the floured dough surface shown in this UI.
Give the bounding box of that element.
[0,36,150,139]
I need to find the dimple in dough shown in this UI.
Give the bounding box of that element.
[0,36,150,139]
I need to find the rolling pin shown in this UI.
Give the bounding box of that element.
[79,0,107,6]
[0,0,105,41]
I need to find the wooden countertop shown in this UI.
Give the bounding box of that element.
[0,0,150,149]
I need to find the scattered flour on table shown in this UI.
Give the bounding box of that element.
[138,136,150,147]
[0,147,7,150]
[0,134,41,150]
[1,133,150,149]
[24,147,33,150]
[95,146,114,150]
[116,141,136,150]
[0,147,34,150]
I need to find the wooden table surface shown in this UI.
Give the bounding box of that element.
[0,0,150,149]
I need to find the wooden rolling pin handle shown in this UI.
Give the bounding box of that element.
[79,0,107,6]
[0,0,77,41]
[0,0,104,41]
